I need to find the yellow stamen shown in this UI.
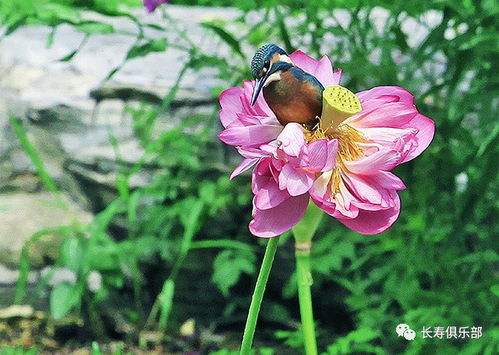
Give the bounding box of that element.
[306,124,366,160]
[329,125,366,161]
[331,168,342,195]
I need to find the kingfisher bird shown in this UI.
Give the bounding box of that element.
[250,44,324,126]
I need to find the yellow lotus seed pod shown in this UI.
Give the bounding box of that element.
[320,85,362,133]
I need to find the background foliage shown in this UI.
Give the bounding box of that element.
[1,0,498,354]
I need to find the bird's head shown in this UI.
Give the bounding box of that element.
[250,44,294,106]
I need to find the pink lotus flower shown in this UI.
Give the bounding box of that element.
[219,50,435,237]
[143,0,169,13]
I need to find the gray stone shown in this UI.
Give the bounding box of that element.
[0,6,239,112]
[0,192,93,268]
[0,5,237,205]
[0,264,38,285]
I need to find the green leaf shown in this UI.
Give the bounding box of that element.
[145,23,165,31]
[5,16,28,36]
[476,124,499,159]
[126,38,168,60]
[35,3,80,26]
[91,341,102,355]
[45,25,57,48]
[9,116,58,193]
[60,237,83,273]
[178,198,204,254]
[201,22,244,58]
[326,327,380,355]
[88,245,120,271]
[274,328,303,348]
[50,282,83,320]
[74,21,114,35]
[15,226,73,304]
[89,198,124,237]
[212,250,255,297]
[458,33,498,51]
[190,239,256,252]
[158,279,175,329]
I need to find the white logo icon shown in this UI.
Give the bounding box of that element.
[396,323,416,341]
[404,329,416,340]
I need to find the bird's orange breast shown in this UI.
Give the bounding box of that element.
[263,71,322,126]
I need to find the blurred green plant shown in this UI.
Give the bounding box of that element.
[2,0,497,353]
[0,346,39,355]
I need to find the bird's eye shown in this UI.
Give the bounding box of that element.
[264,60,270,69]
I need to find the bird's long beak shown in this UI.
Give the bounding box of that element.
[250,76,265,106]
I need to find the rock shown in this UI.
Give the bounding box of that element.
[0,6,238,111]
[0,305,34,319]
[40,267,77,286]
[0,3,237,203]
[0,192,93,268]
[0,264,38,285]
[0,5,234,211]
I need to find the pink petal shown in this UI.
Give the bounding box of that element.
[314,56,336,86]
[252,158,273,194]
[219,87,244,128]
[356,86,414,106]
[360,127,418,146]
[337,194,401,235]
[344,149,402,174]
[278,164,314,196]
[330,68,342,86]
[342,172,382,205]
[290,51,341,87]
[249,194,310,238]
[237,147,270,159]
[400,113,435,163]
[276,123,305,157]
[311,196,337,216]
[356,141,382,156]
[242,80,275,117]
[218,125,282,147]
[334,182,360,218]
[356,97,400,114]
[254,179,291,210]
[306,139,338,172]
[345,102,418,129]
[310,172,360,218]
[305,140,327,171]
[289,50,321,76]
[323,140,339,171]
[230,158,259,179]
[310,170,332,200]
[236,113,262,126]
[259,142,279,157]
[337,174,398,212]
[370,171,407,190]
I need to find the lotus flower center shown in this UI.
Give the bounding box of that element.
[320,85,362,133]
[305,85,366,193]
[306,85,365,161]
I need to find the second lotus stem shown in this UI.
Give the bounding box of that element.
[295,241,318,355]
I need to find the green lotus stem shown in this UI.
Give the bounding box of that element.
[240,237,279,355]
[292,201,323,355]
[295,242,318,355]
